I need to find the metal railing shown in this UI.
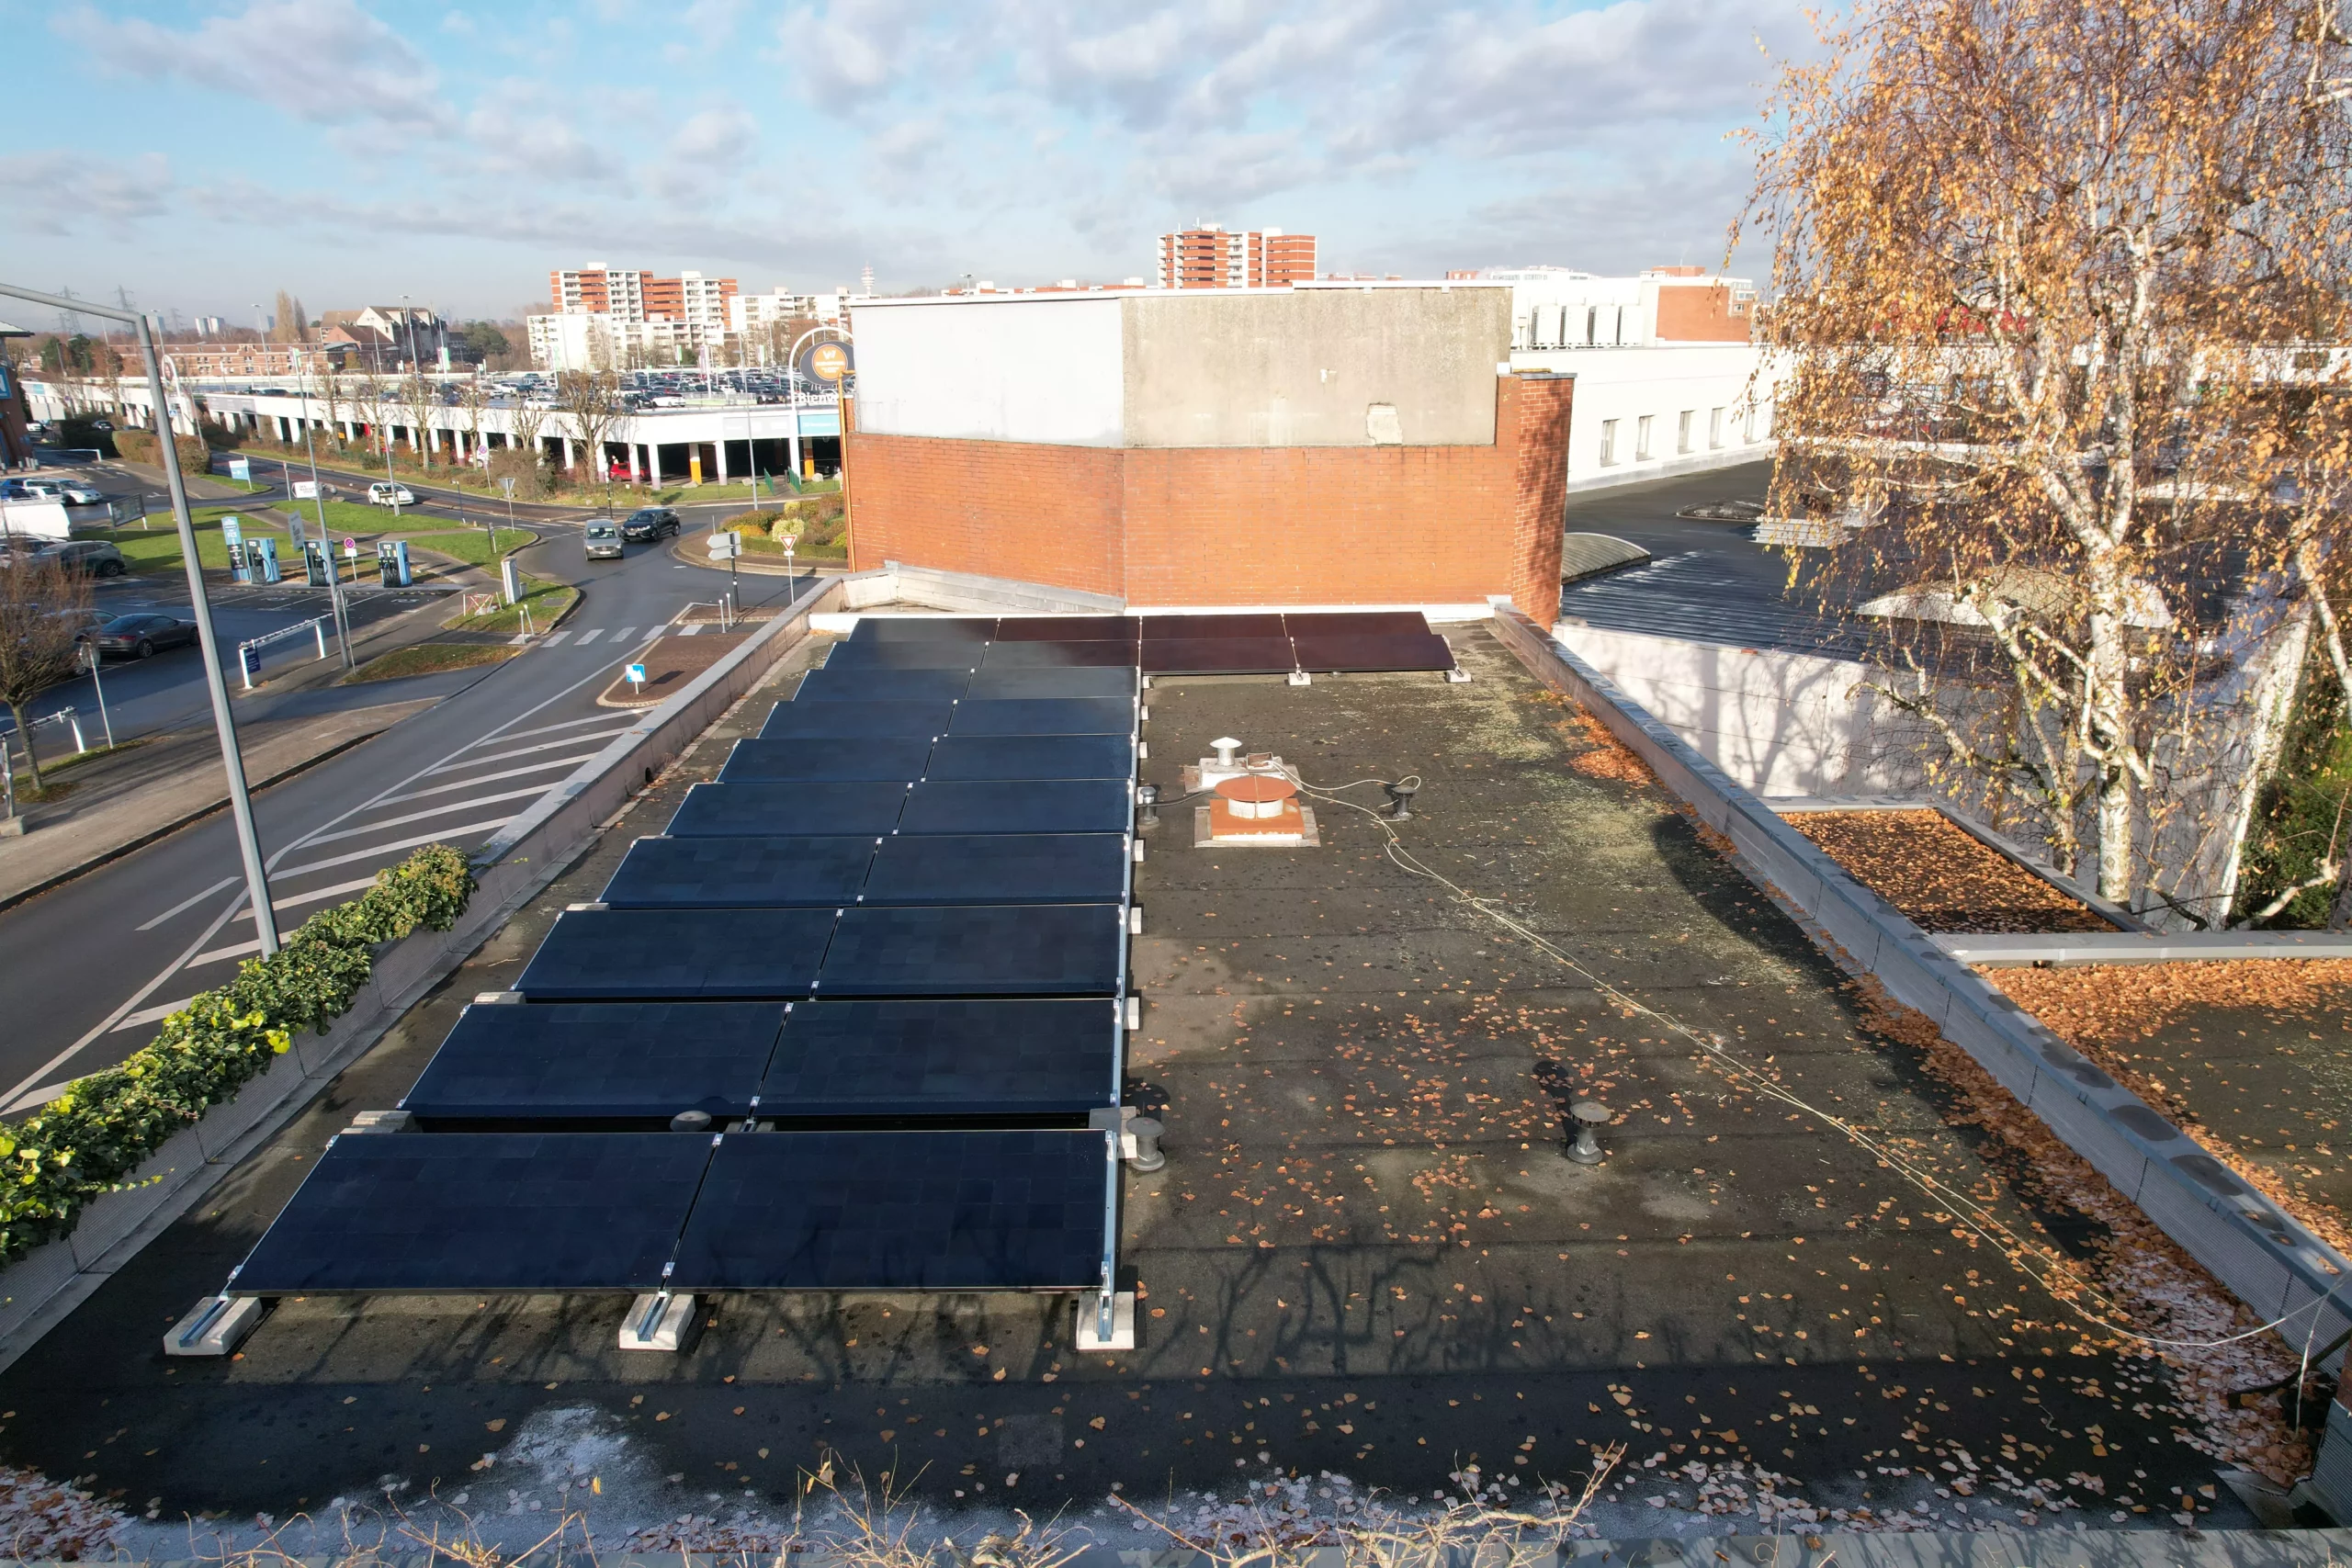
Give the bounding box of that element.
[237,615,334,689]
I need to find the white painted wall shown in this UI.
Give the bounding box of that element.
[1511,344,1782,491]
[851,296,1125,446]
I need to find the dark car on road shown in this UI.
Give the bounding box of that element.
[84,612,198,660]
[621,508,682,543]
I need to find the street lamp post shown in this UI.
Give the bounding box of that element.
[0,280,279,955]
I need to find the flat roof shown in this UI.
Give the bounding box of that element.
[0,622,2291,1541]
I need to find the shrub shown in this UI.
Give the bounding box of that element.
[112,428,212,476]
[485,446,549,499]
[0,845,475,1264]
[53,417,115,457]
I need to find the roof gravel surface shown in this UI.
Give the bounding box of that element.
[0,625,2309,1551]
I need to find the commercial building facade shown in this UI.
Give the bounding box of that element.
[844,286,1566,619]
[1154,225,1318,289]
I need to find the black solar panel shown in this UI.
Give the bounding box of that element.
[1140,637,1297,674]
[1282,610,1433,637]
[1291,630,1457,672]
[818,904,1124,996]
[758,998,1117,1116]
[926,734,1134,781]
[965,666,1136,700]
[603,836,877,908]
[865,833,1126,906]
[899,779,1133,835]
[948,698,1134,737]
[666,1131,1108,1291]
[520,908,836,998]
[979,640,1139,669]
[667,781,909,839]
[994,615,1138,643]
[760,700,955,740]
[821,641,984,671]
[849,616,995,643]
[404,1002,785,1122]
[1140,612,1285,640]
[793,667,972,703]
[719,736,933,783]
[232,1134,711,1294]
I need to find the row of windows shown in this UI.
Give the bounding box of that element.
[1596,403,1771,466]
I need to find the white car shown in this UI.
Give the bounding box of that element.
[12,476,104,506]
[368,481,417,507]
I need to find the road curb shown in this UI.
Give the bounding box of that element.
[0,722,401,918]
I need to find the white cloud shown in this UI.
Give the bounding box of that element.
[671,105,759,163]
[0,150,175,235]
[56,0,458,132]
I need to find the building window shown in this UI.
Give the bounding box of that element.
[1586,307,1598,345]
[1635,415,1655,461]
[1744,405,1758,443]
[1709,407,1725,448]
[1600,419,1619,465]
[1677,411,1694,454]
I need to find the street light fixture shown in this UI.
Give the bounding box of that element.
[0,280,280,955]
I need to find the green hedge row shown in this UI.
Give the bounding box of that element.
[0,845,476,1265]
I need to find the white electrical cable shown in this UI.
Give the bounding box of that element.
[1292,770,2350,1358]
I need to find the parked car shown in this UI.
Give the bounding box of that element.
[31,540,127,577]
[621,507,681,543]
[84,612,197,660]
[368,481,417,507]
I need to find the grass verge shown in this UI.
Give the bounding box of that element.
[401,527,536,568]
[340,643,515,684]
[444,576,579,636]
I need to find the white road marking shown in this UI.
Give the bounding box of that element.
[576,628,603,645]
[108,996,202,1033]
[271,818,517,879]
[379,751,613,802]
[300,785,554,845]
[188,936,262,967]
[540,629,571,648]
[680,623,704,637]
[429,734,612,773]
[480,710,639,745]
[613,626,635,643]
[136,875,239,931]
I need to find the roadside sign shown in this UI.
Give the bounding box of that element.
[239,644,260,683]
[292,479,320,500]
[625,662,648,690]
[342,537,358,558]
[807,341,852,383]
[228,457,252,483]
[499,477,516,497]
[288,514,307,547]
[220,514,243,548]
[706,529,741,558]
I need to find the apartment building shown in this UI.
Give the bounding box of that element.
[1154,224,1318,289]
[537,263,742,367]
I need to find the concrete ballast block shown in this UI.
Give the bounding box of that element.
[164,1295,264,1357]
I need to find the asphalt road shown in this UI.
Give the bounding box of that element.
[0,504,816,1111]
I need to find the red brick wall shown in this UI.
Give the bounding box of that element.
[845,374,1570,624]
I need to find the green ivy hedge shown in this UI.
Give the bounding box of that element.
[0,845,476,1265]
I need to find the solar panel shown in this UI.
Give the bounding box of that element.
[926,734,1134,781]
[1282,610,1433,637]
[899,779,1133,835]
[820,641,985,671]
[1290,630,1458,673]
[993,615,1139,643]
[865,833,1127,906]
[760,700,955,740]
[719,736,934,783]
[965,666,1137,700]
[1140,612,1285,640]
[232,1134,711,1294]
[404,1002,785,1122]
[602,836,877,908]
[667,781,909,839]
[666,1130,1108,1291]
[792,667,972,703]
[979,640,1139,669]
[520,908,836,998]
[758,998,1118,1116]
[1139,637,1297,674]
[947,698,1135,737]
[818,904,1124,996]
[849,616,996,643]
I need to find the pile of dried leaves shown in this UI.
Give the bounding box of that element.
[1790,810,2111,933]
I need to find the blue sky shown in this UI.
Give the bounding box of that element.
[0,0,1810,325]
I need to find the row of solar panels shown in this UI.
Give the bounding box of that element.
[840,609,1457,676]
[229,649,1142,1299]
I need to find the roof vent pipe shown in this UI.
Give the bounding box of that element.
[1212,737,1242,768]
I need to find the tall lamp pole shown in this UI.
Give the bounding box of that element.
[0,281,279,954]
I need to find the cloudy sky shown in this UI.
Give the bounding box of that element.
[0,0,1809,325]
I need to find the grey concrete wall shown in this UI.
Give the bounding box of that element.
[1121,288,1508,448]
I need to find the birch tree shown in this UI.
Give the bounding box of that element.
[1740,0,2352,909]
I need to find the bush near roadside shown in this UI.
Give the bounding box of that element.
[719,493,849,557]
[112,428,212,476]
[0,845,476,1264]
